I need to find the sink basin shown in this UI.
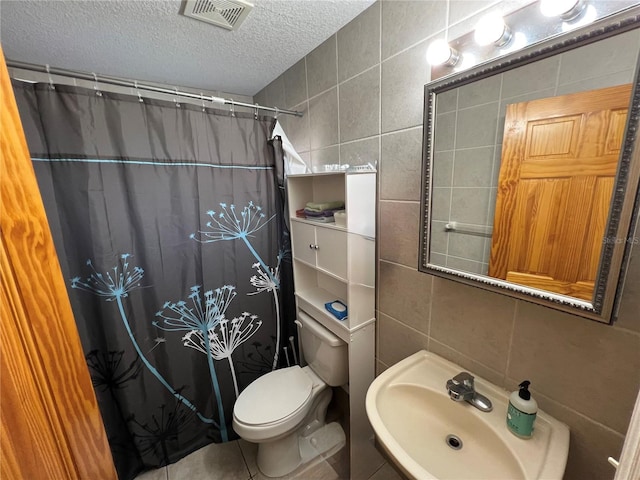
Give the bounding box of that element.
[366,351,570,480]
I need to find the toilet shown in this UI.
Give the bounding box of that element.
[232,310,348,477]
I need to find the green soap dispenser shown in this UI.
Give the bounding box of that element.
[506,380,538,438]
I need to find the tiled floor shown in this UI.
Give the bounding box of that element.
[134,439,403,480]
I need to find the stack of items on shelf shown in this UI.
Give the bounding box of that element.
[296,201,345,223]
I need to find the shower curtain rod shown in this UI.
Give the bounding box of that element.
[7,60,304,117]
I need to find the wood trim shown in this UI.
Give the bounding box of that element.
[0,48,116,479]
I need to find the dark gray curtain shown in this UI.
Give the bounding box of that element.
[13,81,294,479]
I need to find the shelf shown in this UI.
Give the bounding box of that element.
[295,287,375,343]
[293,257,347,283]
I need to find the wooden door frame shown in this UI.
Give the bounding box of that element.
[1,48,116,479]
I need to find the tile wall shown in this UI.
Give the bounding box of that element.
[254,2,640,479]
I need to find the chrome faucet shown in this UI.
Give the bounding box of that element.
[446,372,493,412]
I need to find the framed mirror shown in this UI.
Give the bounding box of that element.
[420,5,640,323]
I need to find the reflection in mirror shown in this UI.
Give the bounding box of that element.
[421,10,640,323]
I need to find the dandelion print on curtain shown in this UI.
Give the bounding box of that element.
[12,81,295,480]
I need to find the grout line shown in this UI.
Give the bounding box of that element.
[378,199,420,205]
[503,300,520,384]
[335,34,342,158]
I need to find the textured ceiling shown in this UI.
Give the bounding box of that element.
[0,0,375,95]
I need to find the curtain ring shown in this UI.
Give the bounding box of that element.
[92,73,102,97]
[174,87,181,108]
[134,81,143,103]
[200,92,206,112]
[230,100,235,117]
[274,106,279,119]
[254,103,259,120]
[45,64,55,90]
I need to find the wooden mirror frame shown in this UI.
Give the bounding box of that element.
[419,7,640,323]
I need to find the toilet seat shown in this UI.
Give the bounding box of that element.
[234,366,313,427]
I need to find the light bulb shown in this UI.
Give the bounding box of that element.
[474,14,512,46]
[426,39,459,66]
[540,0,585,20]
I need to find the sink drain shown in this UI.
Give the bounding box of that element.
[445,434,463,450]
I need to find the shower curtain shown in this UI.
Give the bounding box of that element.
[12,81,295,480]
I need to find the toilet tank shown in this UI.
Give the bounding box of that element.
[297,310,348,386]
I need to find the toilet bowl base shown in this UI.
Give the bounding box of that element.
[257,422,346,478]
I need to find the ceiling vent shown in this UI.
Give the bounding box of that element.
[182,0,253,31]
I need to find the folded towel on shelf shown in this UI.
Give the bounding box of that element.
[305,216,335,223]
[295,208,306,218]
[305,201,345,212]
[303,208,341,218]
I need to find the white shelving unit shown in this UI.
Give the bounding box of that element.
[287,170,382,479]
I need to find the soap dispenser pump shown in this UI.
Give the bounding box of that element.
[506,380,538,438]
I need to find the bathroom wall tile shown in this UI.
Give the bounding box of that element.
[436,88,458,114]
[447,232,485,263]
[167,441,249,480]
[263,74,286,109]
[457,74,502,109]
[381,40,430,133]
[514,390,626,480]
[430,278,516,373]
[376,359,389,376]
[450,187,491,225]
[253,88,268,110]
[556,69,635,96]
[280,101,310,153]
[428,338,506,387]
[380,127,423,201]
[339,136,379,168]
[445,256,487,275]
[379,200,420,267]
[429,221,449,255]
[429,252,447,267]
[501,56,560,100]
[283,58,307,109]
[309,88,339,149]
[378,312,429,367]
[378,260,432,334]
[430,187,451,222]
[448,0,492,26]
[558,29,640,86]
[311,145,339,171]
[455,102,499,149]
[381,0,446,60]
[339,67,380,143]
[306,36,338,98]
[452,146,494,188]
[509,302,640,434]
[432,150,453,187]
[338,2,380,83]
[617,228,640,333]
[433,112,456,152]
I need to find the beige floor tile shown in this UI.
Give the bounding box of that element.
[167,440,250,480]
[238,439,259,477]
[134,466,167,480]
[367,462,404,480]
[251,458,340,480]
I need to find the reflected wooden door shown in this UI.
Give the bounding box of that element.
[489,84,632,301]
[0,48,117,478]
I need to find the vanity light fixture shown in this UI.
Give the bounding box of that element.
[426,39,460,67]
[474,14,513,47]
[540,0,586,21]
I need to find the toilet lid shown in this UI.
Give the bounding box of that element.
[234,366,313,426]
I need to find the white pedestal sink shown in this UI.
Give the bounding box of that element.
[366,351,569,480]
